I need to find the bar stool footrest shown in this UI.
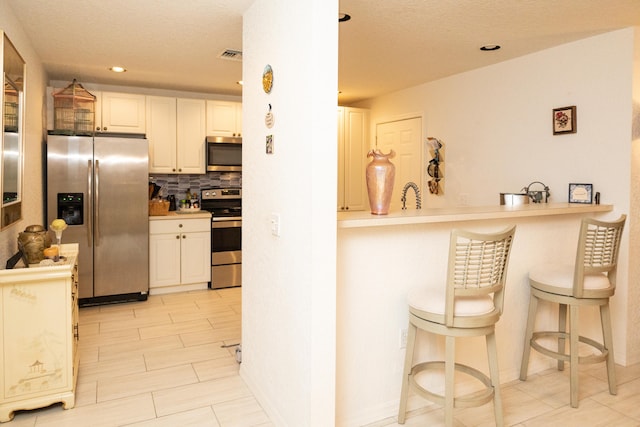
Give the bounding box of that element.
[409,361,494,409]
[531,331,608,364]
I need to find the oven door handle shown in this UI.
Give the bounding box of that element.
[212,220,242,229]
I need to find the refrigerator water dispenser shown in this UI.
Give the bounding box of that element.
[57,193,83,225]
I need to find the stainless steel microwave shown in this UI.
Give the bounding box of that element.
[206,136,242,172]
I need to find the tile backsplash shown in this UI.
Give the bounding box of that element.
[150,172,241,199]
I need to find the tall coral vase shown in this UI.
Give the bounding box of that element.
[366,149,396,215]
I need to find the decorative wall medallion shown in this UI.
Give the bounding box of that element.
[265,104,274,128]
[262,64,273,93]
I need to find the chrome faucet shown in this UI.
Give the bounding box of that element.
[401,182,422,210]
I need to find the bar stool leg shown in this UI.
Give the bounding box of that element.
[600,302,617,395]
[398,322,417,424]
[486,331,504,427]
[558,303,567,371]
[569,305,579,408]
[520,293,538,380]
[444,335,456,427]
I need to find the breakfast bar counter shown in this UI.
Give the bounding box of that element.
[338,202,613,228]
[335,203,621,426]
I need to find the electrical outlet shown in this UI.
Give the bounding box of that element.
[400,328,408,348]
[458,193,469,206]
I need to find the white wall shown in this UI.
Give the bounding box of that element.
[241,1,338,426]
[356,28,638,364]
[0,3,48,263]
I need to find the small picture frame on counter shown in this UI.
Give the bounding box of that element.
[568,183,593,204]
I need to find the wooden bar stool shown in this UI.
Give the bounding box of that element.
[519,215,626,408]
[398,226,516,426]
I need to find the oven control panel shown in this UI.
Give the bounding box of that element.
[201,188,242,200]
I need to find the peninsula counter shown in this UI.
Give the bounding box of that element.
[336,203,619,426]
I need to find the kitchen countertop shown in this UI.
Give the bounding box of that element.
[149,211,212,220]
[337,202,613,228]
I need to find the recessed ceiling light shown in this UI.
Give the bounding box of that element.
[109,66,126,73]
[480,44,501,51]
[339,13,351,22]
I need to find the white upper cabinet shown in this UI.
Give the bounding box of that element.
[147,97,205,174]
[206,100,242,137]
[176,98,206,174]
[96,92,146,133]
[146,96,177,173]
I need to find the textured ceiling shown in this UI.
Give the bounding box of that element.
[6,0,640,105]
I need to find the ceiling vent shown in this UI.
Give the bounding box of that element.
[218,49,243,61]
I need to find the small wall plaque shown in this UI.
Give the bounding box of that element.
[553,106,577,135]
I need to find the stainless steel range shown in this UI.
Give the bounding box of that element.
[201,188,241,289]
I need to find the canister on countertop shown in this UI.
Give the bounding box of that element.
[500,193,529,205]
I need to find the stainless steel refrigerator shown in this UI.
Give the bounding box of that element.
[46,134,149,303]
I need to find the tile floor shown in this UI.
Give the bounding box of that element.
[368,358,640,427]
[8,287,272,427]
[7,286,640,426]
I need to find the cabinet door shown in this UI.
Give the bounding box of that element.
[180,231,211,285]
[2,279,70,400]
[337,107,346,210]
[149,233,182,288]
[176,99,206,174]
[147,96,177,173]
[206,100,241,137]
[99,92,146,133]
[338,107,369,212]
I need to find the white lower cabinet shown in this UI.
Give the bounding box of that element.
[0,244,79,422]
[149,217,211,294]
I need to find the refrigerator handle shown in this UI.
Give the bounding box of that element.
[87,160,93,247]
[95,159,100,246]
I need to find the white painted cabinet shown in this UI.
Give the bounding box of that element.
[147,97,206,174]
[0,245,79,422]
[149,217,211,294]
[95,92,146,133]
[206,100,242,137]
[147,96,177,173]
[338,107,370,212]
[177,98,206,174]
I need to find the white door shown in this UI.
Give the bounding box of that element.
[376,117,422,211]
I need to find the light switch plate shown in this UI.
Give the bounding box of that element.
[270,213,280,236]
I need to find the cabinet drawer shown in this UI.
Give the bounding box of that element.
[150,218,210,234]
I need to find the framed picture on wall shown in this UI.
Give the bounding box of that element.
[553,106,577,135]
